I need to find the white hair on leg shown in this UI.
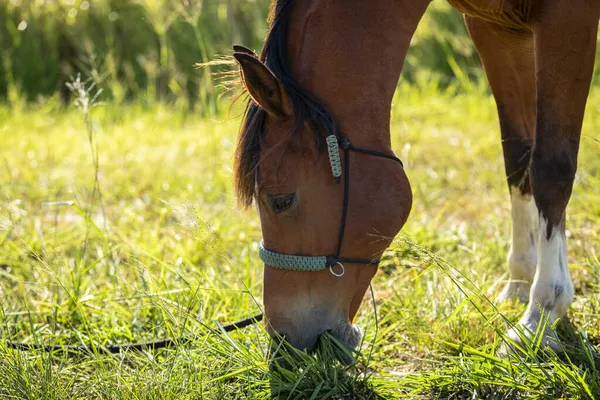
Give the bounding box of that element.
[498,189,539,303]
[506,217,574,351]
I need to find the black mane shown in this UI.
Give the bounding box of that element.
[234,0,336,206]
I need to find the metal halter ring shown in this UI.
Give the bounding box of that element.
[329,262,345,277]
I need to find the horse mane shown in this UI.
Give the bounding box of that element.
[234,0,337,207]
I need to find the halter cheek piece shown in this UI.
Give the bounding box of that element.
[258,134,403,277]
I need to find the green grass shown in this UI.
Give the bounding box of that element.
[1,79,600,399]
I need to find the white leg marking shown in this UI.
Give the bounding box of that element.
[498,189,539,303]
[507,217,574,350]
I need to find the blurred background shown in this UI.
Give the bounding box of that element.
[2,0,600,110]
[0,0,519,112]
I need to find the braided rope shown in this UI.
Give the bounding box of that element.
[326,135,342,179]
[258,241,327,271]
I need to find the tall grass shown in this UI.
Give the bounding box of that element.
[3,1,600,112]
[0,1,498,112]
[0,0,271,112]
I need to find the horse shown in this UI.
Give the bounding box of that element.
[230,0,599,356]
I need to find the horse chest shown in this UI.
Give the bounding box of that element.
[448,0,533,29]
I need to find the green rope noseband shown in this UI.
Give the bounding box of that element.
[259,241,346,276]
[259,241,327,271]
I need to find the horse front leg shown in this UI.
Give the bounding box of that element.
[507,1,599,350]
[465,16,538,304]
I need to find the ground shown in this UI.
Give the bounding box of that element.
[0,81,599,399]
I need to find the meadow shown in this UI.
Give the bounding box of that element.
[1,79,600,399]
[1,1,600,399]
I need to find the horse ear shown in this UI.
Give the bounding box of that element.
[232,45,257,58]
[233,52,292,120]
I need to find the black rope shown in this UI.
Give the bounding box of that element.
[347,146,403,167]
[3,313,263,354]
[335,146,351,258]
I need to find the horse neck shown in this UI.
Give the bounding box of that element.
[285,0,429,149]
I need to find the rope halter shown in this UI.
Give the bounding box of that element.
[258,134,403,277]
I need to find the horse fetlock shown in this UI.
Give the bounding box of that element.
[528,279,574,322]
[501,247,537,303]
[508,247,537,279]
[498,252,534,303]
[530,218,574,319]
[501,299,568,356]
[498,279,531,304]
[503,319,561,356]
[499,191,538,303]
[497,249,536,304]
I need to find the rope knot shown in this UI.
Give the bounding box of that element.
[325,134,342,183]
[338,136,352,150]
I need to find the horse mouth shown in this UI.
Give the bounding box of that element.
[328,321,363,350]
[325,321,363,364]
[269,321,363,370]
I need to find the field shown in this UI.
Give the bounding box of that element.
[2,1,600,399]
[1,78,600,399]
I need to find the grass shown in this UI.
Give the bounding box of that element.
[1,78,600,399]
[0,0,272,108]
[5,0,561,108]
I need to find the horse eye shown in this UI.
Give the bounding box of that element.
[269,193,296,214]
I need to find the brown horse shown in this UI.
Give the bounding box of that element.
[231,0,599,355]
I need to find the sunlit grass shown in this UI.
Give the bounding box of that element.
[0,80,599,398]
